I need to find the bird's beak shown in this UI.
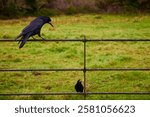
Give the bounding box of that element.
[49,22,54,28]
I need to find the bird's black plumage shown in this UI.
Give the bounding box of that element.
[16,16,54,48]
[75,79,83,93]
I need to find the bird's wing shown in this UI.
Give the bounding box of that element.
[16,18,44,40]
[21,18,44,35]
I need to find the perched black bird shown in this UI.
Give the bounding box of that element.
[16,16,54,48]
[75,79,83,93]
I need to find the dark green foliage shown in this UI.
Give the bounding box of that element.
[25,0,37,13]
[66,6,77,15]
[0,0,17,17]
[0,0,150,18]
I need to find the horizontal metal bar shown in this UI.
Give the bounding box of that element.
[0,92,84,96]
[0,92,149,96]
[0,68,83,72]
[0,68,150,72]
[0,39,150,42]
[87,92,150,95]
[87,68,150,71]
[87,39,150,42]
[0,39,83,42]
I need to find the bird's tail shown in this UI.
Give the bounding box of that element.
[19,33,31,49]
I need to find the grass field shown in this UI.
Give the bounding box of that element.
[0,14,150,99]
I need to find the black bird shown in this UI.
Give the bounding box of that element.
[75,79,83,93]
[16,16,54,48]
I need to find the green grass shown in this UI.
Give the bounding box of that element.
[0,14,150,99]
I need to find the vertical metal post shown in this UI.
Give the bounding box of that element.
[83,36,86,100]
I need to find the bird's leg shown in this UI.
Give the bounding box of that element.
[39,36,46,41]
[32,36,37,40]
[38,33,46,41]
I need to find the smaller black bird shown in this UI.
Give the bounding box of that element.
[75,79,83,93]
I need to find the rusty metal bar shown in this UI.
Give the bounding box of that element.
[0,92,149,96]
[0,39,150,42]
[86,68,150,71]
[0,68,150,72]
[0,92,84,96]
[87,92,150,95]
[0,68,83,72]
[87,39,150,42]
[0,39,82,42]
[83,36,87,100]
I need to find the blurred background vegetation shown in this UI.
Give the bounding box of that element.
[0,0,150,18]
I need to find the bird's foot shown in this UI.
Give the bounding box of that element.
[41,38,46,41]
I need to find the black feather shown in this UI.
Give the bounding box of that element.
[75,79,83,92]
[16,16,53,48]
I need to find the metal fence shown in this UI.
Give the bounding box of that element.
[0,37,150,99]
